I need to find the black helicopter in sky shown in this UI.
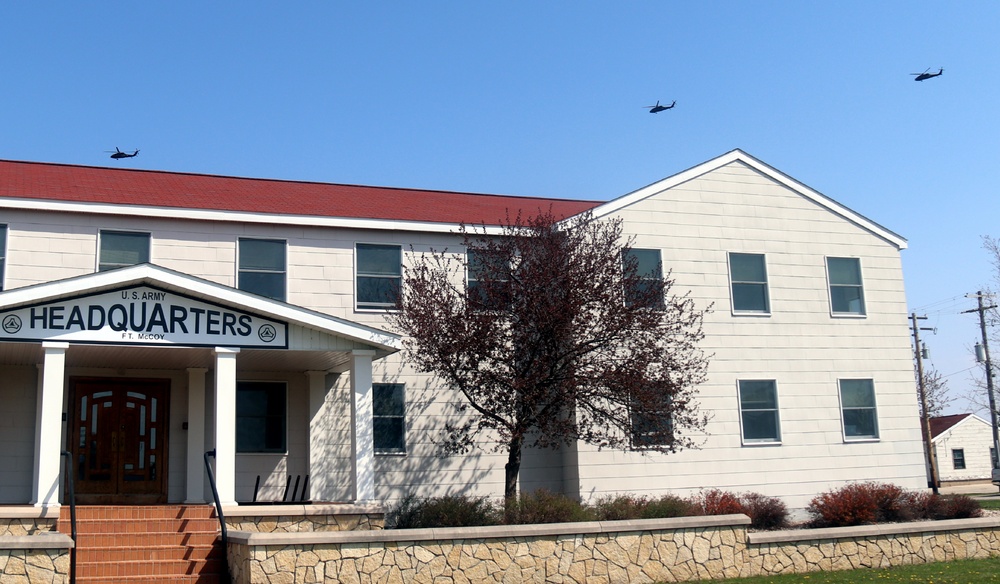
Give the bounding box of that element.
[645,100,676,113]
[107,148,139,159]
[911,68,943,82]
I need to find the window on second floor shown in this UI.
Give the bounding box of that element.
[467,248,512,311]
[238,238,286,302]
[356,243,402,310]
[729,252,770,314]
[373,383,406,454]
[827,257,865,315]
[623,248,664,309]
[99,230,150,272]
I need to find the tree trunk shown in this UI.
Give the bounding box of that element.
[503,435,523,500]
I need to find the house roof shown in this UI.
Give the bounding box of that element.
[0,159,601,230]
[929,413,992,440]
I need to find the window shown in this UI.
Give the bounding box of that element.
[356,244,402,310]
[238,238,286,301]
[839,379,879,440]
[630,395,673,448]
[0,224,6,291]
[953,448,966,470]
[467,248,511,310]
[827,257,865,315]
[992,447,998,469]
[738,380,780,443]
[99,230,150,271]
[236,381,286,453]
[729,253,770,313]
[373,383,406,454]
[623,248,664,309]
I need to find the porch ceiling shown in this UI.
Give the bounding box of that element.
[0,342,354,373]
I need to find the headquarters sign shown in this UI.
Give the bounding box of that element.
[0,285,287,348]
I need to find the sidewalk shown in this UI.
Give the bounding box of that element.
[938,482,1000,498]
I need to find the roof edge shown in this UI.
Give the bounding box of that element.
[585,149,908,250]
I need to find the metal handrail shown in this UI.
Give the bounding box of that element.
[204,449,231,581]
[60,451,77,584]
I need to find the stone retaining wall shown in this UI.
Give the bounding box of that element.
[227,514,1000,583]
[222,504,384,533]
[0,535,74,584]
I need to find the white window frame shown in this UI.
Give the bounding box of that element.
[826,257,866,317]
[236,237,287,302]
[355,242,403,311]
[235,380,288,455]
[838,378,880,442]
[728,252,771,315]
[622,248,664,310]
[373,383,407,455]
[737,379,781,445]
[97,229,151,272]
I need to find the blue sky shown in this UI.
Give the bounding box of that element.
[3,2,998,414]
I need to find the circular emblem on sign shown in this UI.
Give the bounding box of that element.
[2,314,22,334]
[258,324,277,343]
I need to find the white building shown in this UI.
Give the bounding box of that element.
[930,413,998,484]
[0,149,927,513]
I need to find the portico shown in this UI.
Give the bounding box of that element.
[0,264,400,508]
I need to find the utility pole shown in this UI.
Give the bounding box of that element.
[963,291,1000,490]
[911,313,939,493]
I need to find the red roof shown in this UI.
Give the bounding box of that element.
[0,160,602,226]
[929,413,972,439]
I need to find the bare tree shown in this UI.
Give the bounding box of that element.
[387,210,710,499]
[916,364,952,420]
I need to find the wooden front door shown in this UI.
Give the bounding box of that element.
[69,378,169,504]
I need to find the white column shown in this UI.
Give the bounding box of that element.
[350,350,376,503]
[34,342,68,508]
[185,368,208,504]
[306,370,327,502]
[213,348,239,506]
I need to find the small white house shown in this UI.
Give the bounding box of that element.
[930,413,998,484]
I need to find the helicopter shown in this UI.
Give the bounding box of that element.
[107,148,139,159]
[645,100,676,113]
[911,68,943,82]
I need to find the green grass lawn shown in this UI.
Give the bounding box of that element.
[701,558,1000,583]
[978,498,1000,511]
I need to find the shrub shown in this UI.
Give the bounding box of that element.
[942,495,983,519]
[503,489,594,525]
[689,489,744,516]
[807,482,919,527]
[590,494,647,521]
[740,492,789,530]
[640,494,696,519]
[387,493,500,529]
